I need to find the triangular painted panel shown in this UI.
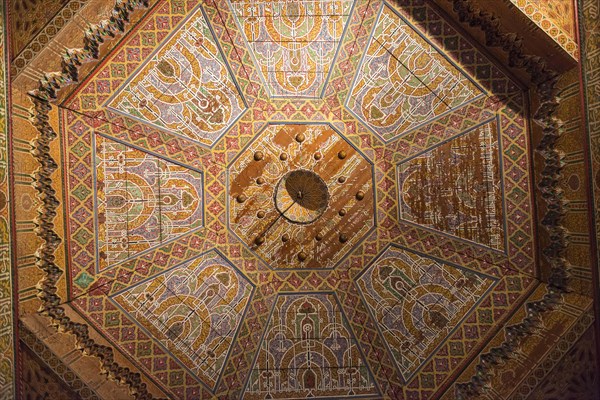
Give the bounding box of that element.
[347,3,483,142]
[356,245,497,382]
[106,6,246,147]
[397,119,505,251]
[243,293,380,399]
[94,135,203,271]
[229,1,355,97]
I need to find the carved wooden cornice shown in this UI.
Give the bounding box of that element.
[27,1,164,399]
[439,0,572,398]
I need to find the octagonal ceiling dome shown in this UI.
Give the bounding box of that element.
[13,0,571,399]
[56,0,535,396]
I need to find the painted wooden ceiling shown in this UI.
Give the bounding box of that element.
[57,1,535,397]
[6,0,599,399]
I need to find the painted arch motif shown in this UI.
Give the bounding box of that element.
[94,134,204,271]
[355,245,498,382]
[106,5,247,147]
[229,0,355,97]
[112,250,254,391]
[243,293,380,399]
[346,2,484,142]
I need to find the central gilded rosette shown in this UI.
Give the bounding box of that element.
[275,169,329,224]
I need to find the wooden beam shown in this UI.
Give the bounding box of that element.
[430,0,578,87]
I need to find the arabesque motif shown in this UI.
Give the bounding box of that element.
[229,0,355,97]
[347,3,482,142]
[107,6,246,147]
[356,245,497,382]
[113,250,253,391]
[95,135,204,271]
[243,293,379,399]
